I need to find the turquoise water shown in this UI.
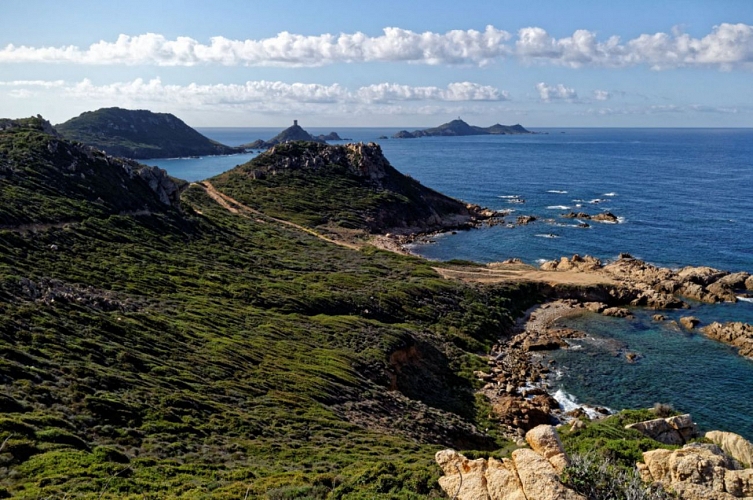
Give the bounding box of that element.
[547,305,753,440]
[146,127,753,439]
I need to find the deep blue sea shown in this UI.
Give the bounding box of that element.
[143,127,753,439]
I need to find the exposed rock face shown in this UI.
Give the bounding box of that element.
[639,443,753,499]
[701,322,753,358]
[626,414,699,445]
[591,211,619,223]
[706,431,753,468]
[436,426,585,500]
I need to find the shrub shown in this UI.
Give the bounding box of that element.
[562,452,673,500]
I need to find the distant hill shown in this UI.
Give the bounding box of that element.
[240,120,344,149]
[56,107,239,159]
[393,118,531,138]
[211,141,484,235]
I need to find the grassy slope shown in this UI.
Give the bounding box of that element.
[0,127,542,498]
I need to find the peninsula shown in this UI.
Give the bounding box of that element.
[392,118,531,138]
[56,107,240,159]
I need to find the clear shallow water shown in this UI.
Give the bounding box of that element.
[547,306,753,440]
[147,127,753,438]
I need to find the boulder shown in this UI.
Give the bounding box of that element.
[602,307,633,318]
[512,449,585,500]
[516,215,536,225]
[591,211,618,223]
[706,431,753,468]
[653,314,667,321]
[680,316,701,330]
[486,458,526,500]
[640,443,753,500]
[747,275,753,291]
[525,425,570,473]
[626,414,698,445]
[718,272,751,289]
[677,266,729,286]
[435,449,490,500]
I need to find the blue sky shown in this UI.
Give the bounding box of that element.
[1,0,752,127]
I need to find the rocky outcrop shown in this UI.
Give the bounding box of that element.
[540,254,745,306]
[706,431,753,468]
[436,426,585,500]
[626,414,699,445]
[680,316,701,330]
[638,443,753,499]
[701,322,753,358]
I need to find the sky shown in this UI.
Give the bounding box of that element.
[1,0,752,127]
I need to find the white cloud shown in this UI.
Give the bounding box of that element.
[536,82,577,102]
[2,78,510,108]
[593,90,611,101]
[1,23,752,69]
[0,27,512,67]
[356,82,508,103]
[0,79,65,87]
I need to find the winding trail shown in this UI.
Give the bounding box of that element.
[196,181,361,251]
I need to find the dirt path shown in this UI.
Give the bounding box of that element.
[434,264,617,287]
[197,181,361,251]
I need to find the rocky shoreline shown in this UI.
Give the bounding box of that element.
[468,253,753,438]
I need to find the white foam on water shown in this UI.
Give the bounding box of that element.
[553,389,613,419]
[546,205,571,210]
[603,192,617,197]
[499,195,520,199]
[547,190,568,194]
[589,198,606,204]
[738,296,753,303]
[535,234,560,238]
[536,258,549,264]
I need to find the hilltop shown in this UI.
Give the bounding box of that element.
[211,140,486,237]
[56,107,239,159]
[393,118,531,138]
[241,120,344,149]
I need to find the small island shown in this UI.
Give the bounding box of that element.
[392,118,531,139]
[240,120,347,149]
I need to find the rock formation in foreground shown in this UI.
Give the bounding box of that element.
[436,425,584,500]
[56,107,239,159]
[437,424,753,500]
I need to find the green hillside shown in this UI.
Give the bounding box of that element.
[0,118,540,498]
[56,108,239,159]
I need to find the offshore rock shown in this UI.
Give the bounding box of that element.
[701,322,753,358]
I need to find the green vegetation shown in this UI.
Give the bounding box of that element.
[0,121,539,497]
[55,107,239,159]
[211,141,472,235]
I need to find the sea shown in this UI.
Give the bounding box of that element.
[143,127,753,440]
